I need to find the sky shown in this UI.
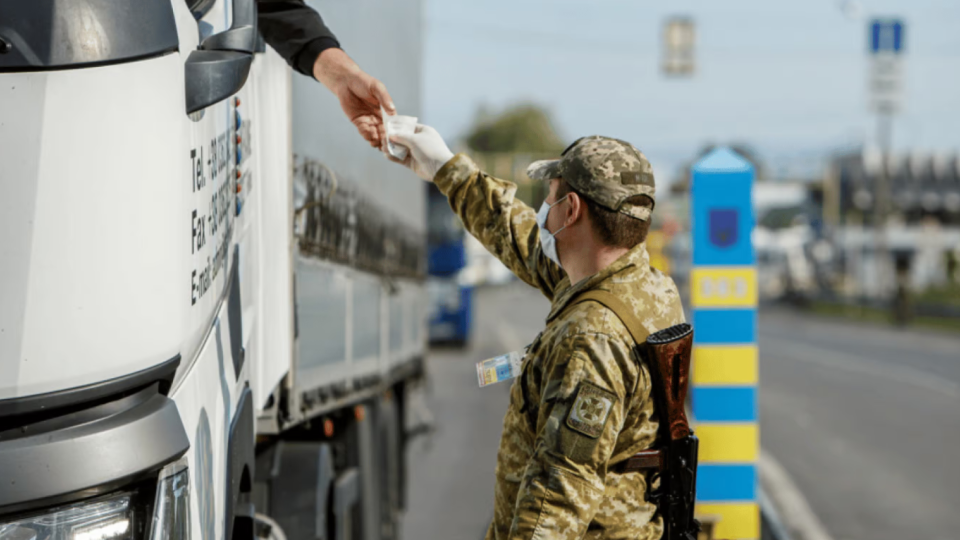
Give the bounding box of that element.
[420,0,960,185]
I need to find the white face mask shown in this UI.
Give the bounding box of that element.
[536,194,569,267]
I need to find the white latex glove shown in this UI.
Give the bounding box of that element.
[386,124,455,182]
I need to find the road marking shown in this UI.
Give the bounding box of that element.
[761,336,960,400]
[759,449,834,540]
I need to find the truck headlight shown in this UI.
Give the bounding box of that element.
[0,493,136,540]
[0,462,189,540]
[148,463,189,540]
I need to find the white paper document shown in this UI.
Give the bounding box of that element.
[382,110,417,161]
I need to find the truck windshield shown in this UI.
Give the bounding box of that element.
[0,0,178,72]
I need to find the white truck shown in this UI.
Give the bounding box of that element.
[0,1,426,540]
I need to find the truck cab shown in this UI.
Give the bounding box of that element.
[0,1,425,539]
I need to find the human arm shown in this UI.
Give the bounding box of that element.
[256,0,395,148]
[256,0,339,75]
[389,126,566,297]
[510,333,643,539]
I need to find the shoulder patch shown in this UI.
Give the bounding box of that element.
[565,382,617,438]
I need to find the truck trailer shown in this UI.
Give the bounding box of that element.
[0,1,426,540]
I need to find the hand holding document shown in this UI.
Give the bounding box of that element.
[383,121,455,182]
[382,109,418,161]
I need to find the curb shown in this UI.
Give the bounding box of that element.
[758,450,834,540]
[759,485,794,540]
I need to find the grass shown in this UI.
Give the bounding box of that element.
[915,283,960,305]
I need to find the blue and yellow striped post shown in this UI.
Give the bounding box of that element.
[690,148,759,540]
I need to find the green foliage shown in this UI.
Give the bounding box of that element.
[465,103,565,153]
[916,283,960,306]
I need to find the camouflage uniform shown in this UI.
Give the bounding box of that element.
[432,137,685,540]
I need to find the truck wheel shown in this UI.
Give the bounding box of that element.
[254,513,288,540]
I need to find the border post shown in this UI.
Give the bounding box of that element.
[690,148,758,540]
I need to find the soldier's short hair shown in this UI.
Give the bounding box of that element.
[556,180,652,249]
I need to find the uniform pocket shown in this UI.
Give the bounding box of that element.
[529,467,601,540]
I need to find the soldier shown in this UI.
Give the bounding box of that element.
[390,126,685,539]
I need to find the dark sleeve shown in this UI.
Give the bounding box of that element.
[256,0,340,77]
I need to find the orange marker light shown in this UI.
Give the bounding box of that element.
[236,184,242,193]
[354,405,366,422]
[236,170,242,179]
[234,97,241,107]
[323,418,334,437]
[236,135,242,144]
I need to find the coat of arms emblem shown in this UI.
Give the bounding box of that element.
[709,209,738,248]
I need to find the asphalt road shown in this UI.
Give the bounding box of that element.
[758,307,960,540]
[401,283,960,540]
[402,283,550,540]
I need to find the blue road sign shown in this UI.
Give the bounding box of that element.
[870,19,904,54]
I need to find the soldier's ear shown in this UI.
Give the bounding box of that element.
[566,192,584,226]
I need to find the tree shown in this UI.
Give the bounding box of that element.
[465,103,565,153]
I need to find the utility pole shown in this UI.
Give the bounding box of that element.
[874,112,892,298]
[868,18,904,299]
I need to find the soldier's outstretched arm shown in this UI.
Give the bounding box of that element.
[509,333,641,539]
[434,154,566,296]
[389,124,565,297]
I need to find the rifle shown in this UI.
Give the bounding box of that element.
[567,292,700,540]
[631,324,700,540]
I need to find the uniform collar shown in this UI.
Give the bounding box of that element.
[546,241,651,323]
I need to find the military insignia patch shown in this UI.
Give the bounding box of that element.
[566,383,616,438]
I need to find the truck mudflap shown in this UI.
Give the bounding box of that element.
[0,383,189,515]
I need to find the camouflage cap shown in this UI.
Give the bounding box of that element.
[526,136,655,221]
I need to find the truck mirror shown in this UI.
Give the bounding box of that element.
[184,0,257,114]
[184,50,253,114]
[200,0,257,53]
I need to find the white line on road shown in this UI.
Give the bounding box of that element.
[760,449,835,540]
[761,336,960,400]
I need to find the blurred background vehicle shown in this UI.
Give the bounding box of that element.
[427,183,474,345]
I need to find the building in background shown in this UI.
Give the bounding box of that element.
[825,149,960,301]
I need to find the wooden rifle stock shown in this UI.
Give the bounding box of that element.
[643,324,694,442]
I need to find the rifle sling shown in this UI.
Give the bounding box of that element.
[566,290,649,347]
